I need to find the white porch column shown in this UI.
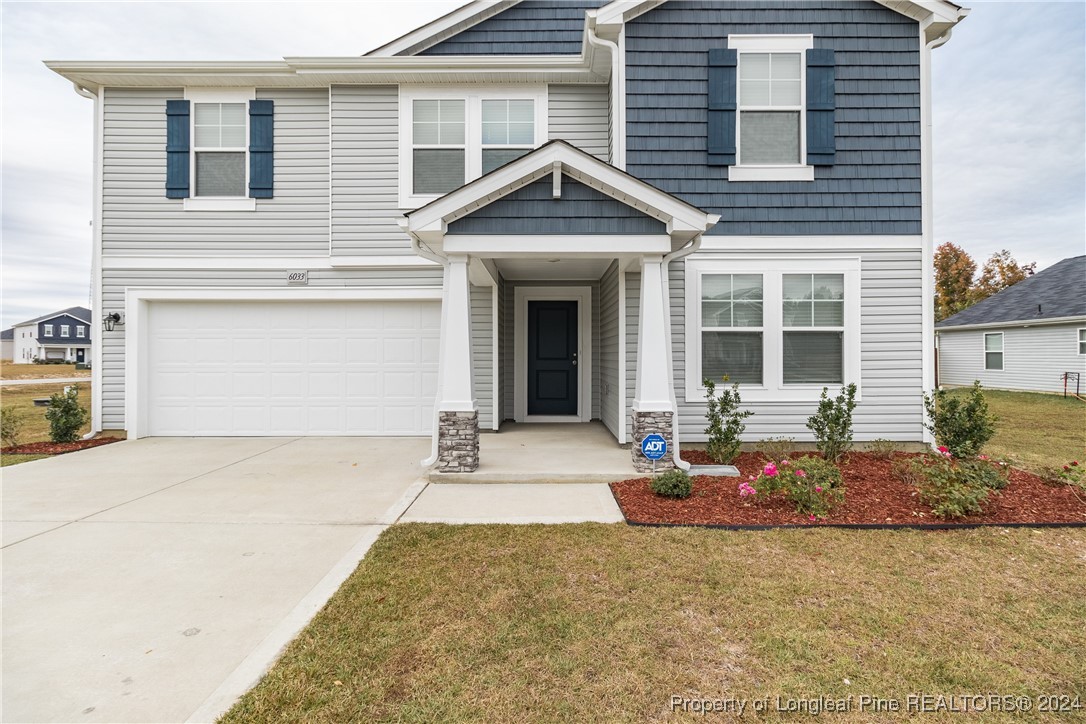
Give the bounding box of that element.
[632,255,676,472]
[435,254,479,472]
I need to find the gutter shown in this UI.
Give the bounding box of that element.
[936,315,1086,333]
[584,15,625,169]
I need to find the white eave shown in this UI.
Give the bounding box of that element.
[365,0,518,57]
[45,53,608,92]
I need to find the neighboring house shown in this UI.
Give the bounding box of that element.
[10,306,93,365]
[1,328,13,361]
[936,256,1086,394]
[48,0,969,472]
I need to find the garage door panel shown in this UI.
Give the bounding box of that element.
[147,300,438,436]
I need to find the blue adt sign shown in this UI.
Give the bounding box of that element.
[641,433,667,461]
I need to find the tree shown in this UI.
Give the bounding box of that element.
[974,249,1036,301]
[934,242,977,321]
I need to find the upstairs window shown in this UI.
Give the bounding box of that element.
[193,102,247,197]
[44,324,53,337]
[61,325,71,337]
[77,326,86,338]
[481,99,535,174]
[739,52,802,165]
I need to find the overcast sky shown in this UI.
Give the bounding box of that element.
[2,1,1084,330]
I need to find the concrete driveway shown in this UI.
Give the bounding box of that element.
[1,437,429,723]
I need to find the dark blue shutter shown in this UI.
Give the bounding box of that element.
[806,48,836,166]
[707,48,737,166]
[249,100,274,198]
[165,100,190,199]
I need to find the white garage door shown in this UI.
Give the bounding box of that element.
[146,300,440,436]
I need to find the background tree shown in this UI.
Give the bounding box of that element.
[974,249,1036,300]
[934,242,977,321]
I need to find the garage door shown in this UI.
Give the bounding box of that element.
[146,300,439,436]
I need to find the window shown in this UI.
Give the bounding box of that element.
[1079,328,1085,355]
[400,88,546,206]
[984,332,1004,371]
[685,258,860,402]
[77,326,86,338]
[44,324,53,337]
[193,102,247,197]
[728,35,814,182]
[61,325,70,337]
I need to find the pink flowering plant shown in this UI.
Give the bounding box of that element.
[743,455,844,518]
[909,447,1010,518]
[1040,460,1086,492]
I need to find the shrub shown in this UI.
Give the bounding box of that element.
[891,457,922,486]
[747,455,844,519]
[911,453,989,519]
[651,468,693,499]
[755,436,795,465]
[867,438,896,460]
[1,408,25,448]
[703,376,754,464]
[922,382,997,458]
[45,387,89,443]
[806,384,857,463]
[1039,461,1085,491]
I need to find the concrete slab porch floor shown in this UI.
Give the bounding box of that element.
[429,421,637,484]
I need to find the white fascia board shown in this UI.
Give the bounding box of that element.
[698,235,922,251]
[594,0,665,33]
[936,316,1086,332]
[364,1,519,57]
[123,287,443,302]
[442,235,671,256]
[106,256,439,269]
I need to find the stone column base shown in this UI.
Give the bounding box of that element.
[631,410,675,473]
[437,411,480,472]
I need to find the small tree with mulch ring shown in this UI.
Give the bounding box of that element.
[45,387,90,443]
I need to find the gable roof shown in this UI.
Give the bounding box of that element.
[403,139,718,242]
[367,0,969,56]
[1,328,13,341]
[13,306,92,328]
[937,256,1086,329]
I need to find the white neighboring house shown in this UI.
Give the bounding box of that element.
[936,256,1086,394]
[0,329,12,361]
[11,306,94,365]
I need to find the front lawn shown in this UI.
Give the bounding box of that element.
[224,524,1085,723]
[946,388,1086,473]
[0,362,89,380]
[1,382,92,464]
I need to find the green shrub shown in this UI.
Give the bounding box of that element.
[922,382,997,458]
[755,436,795,465]
[1039,461,1085,491]
[45,387,89,443]
[891,457,922,486]
[748,455,844,518]
[651,468,693,499]
[806,384,857,463]
[867,438,897,460]
[702,376,754,464]
[912,454,989,519]
[1,408,25,448]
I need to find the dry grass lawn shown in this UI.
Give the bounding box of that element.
[0,381,92,447]
[0,362,89,380]
[224,525,1086,723]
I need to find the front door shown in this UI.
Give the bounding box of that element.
[527,300,578,416]
[76,349,85,363]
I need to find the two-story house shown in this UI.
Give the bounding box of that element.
[48,0,968,473]
[11,306,93,364]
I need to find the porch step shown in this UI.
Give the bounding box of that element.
[688,464,740,477]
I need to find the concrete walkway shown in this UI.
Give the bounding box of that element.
[402,483,624,524]
[0,376,89,386]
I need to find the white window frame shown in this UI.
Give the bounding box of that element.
[61,325,70,337]
[77,326,86,338]
[684,256,861,402]
[728,34,815,183]
[983,332,1004,371]
[398,85,548,209]
[1078,328,1085,355]
[44,324,53,337]
[183,88,256,212]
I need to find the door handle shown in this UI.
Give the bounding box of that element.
[572,351,578,366]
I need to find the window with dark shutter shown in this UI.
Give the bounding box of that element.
[249,100,274,198]
[165,99,191,198]
[706,48,737,166]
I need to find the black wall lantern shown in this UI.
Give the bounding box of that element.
[102,312,123,332]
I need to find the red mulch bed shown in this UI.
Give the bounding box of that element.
[610,451,1086,528]
[1,437,122,456]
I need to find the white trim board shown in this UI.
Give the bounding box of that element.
[513,286,593,423]
[106,256,440,270]
[697,236,923,252]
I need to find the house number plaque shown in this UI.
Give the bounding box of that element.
[286,270,309,285]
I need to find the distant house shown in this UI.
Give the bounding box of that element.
[936,256,1086,394]
[11,306,93,365]
[1,328,13,361]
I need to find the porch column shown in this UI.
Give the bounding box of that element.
[436,254,479,472]
[632,255,676,472]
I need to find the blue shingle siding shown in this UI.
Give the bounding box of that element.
[419,1,605,55]
[626,0,922,236]
[447,178,665,235]
[38,315,92,344]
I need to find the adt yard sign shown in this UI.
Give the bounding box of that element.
[641,434,667,461]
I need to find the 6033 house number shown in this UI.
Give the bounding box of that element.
[286,270,308,285]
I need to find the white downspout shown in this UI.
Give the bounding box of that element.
[585,18,624,169]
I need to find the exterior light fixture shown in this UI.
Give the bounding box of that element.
[102,312,123,332]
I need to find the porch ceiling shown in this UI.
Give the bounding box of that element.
[495,258,614,281]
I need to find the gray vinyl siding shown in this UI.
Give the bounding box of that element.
[98,267,443,429]
[548,84,610,161]
[448,178,665,235]
[938,324,1086,394]
[501,279,601,422]
[625,1,923,236]
[599,261,621,439]
[330,86,410,256]
[471,285,495,430]
[626,247,926,442]
[102,88,329,255]
[418,1,606,56]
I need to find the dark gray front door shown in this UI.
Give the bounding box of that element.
[527,300,578,416]
[76,349,85,363]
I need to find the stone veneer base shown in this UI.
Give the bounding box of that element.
[631,410,675,473]
[437,411,480,472]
